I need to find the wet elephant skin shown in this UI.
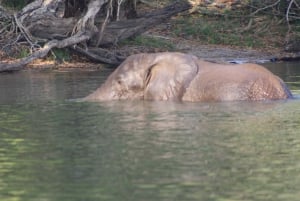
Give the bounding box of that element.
[84,52,293,102]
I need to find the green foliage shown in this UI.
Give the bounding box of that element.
[17,47,30,59]
[51,48,71,62]
[2,0,33,10]
[172,14,287,48]
[122,36,175,50]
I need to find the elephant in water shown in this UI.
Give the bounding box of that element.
[84,52,292,102]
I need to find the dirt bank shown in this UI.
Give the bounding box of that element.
[26,27,299,70]
[27,41,295,71]
[156,36,274,63]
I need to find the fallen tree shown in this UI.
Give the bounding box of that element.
[0,0,192,72]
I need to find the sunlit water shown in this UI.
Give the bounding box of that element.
[0,62,300,201]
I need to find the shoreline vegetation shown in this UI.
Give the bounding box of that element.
[0,0,299,71]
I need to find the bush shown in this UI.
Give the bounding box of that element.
[2,0,33,9]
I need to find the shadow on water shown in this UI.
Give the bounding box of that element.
[0,62,300,201]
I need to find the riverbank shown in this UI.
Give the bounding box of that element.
[26,34,299,71]
[27,22,300,70]
[137,34,276,63]
[3,1,298,71]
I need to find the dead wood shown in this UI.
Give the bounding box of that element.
[95,1,192,46]
[0,0,191,72]
[72,46,126,65]
[0,31,91,72]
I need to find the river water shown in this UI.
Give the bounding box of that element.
[0,62,300,201]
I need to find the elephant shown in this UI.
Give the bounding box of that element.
[84,52,293,102]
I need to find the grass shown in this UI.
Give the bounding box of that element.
[120,11,293,53]
[16,47,30,59]
[121,1,299,51]
[171,13,291,49]
[51,48,71,62]
[2,0,33,10]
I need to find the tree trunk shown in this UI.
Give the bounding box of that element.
[0,0,191,72]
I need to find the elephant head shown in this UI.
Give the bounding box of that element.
[84,52,200,101]
[84,52,292,102]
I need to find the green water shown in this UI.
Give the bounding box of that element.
[0,62,300,201]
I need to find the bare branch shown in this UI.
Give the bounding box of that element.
[72,46,125,64]
[97,0,112,47]
[250,0,281,17]
[13,14,36,46]
[116,0,125,21]
[72,0,108,34]
[0,31,91,72]
[286,0,295,35]
[0,0,192,72]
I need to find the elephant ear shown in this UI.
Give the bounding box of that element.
[144,59,198,101]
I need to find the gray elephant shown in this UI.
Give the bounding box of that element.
[84,52,292,102]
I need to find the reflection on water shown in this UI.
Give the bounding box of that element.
[264,61,300,96]
[0,69,111,104]
[0,62,300,201]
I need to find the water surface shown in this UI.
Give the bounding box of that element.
[0,62,300,201]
